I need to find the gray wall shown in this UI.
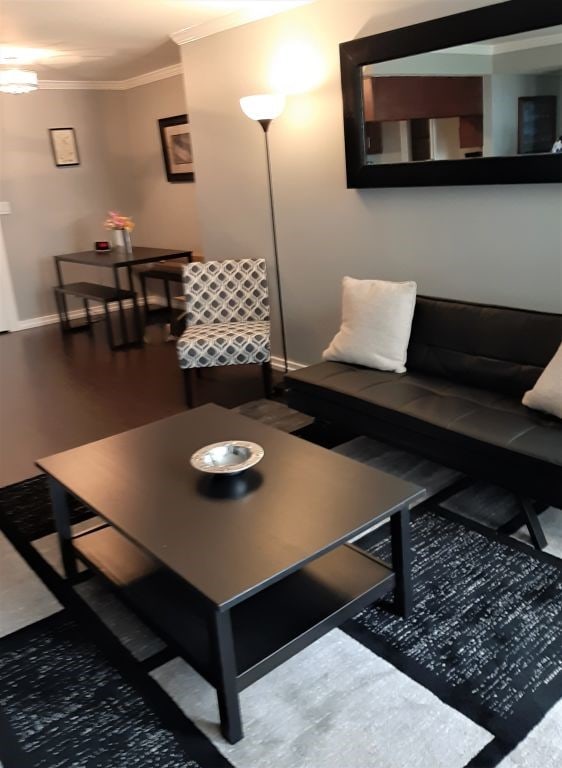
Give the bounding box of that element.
[105,75,202,251]
[180,0,562,366]
[0,74,200,322]
[1,89,117,319]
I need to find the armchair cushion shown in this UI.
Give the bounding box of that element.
[177,321,270,369]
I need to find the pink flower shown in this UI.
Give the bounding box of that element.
[104,211,135,231]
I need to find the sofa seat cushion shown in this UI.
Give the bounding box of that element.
[286,362,562,467]
[290,361,398,393]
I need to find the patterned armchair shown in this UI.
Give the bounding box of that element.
[176,259,272,407]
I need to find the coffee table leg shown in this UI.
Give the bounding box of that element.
[210,610,243,743]
[48,477,78,580]
[390,505,413,618]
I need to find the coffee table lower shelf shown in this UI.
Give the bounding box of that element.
[73,526,395,693]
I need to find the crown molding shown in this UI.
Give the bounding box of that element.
[171,1,312,45]
[39,80,107,90]
[438,43,494,56]
[38,63,183,91]
[491,31,562,55]
[441,31,562,56]
[35,2,314,90]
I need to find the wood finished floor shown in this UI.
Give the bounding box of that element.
[0,320,275,488]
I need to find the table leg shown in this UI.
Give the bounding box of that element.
[164,277,173,322]
[84,299,92,328]
[132,293,143,345]
[127,265,134,293]
[104,301,115,349]
[113,267,129,345]
[209,610,243,743]
[390,506,413,618]
[47,477,78,580]
[54,290,68,331]
[140,273,149,318]
[126,263,140,338]
[54,258,70,329]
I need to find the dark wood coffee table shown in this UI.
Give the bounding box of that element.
[37,404,424,743]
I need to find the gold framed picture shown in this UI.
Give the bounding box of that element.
[49,128,80,167]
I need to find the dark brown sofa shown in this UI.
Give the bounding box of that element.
[286,296,562,549]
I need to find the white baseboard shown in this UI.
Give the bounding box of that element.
[16,295,159,332]
[270,355,307,373]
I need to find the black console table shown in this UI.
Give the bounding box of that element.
[53,247,192,348]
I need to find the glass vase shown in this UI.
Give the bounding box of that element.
[112,228,133,253]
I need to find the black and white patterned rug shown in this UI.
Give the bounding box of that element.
[0,611,230,768]
[1,401,561,768]
[0,476,92,542]
[351,510,562,763]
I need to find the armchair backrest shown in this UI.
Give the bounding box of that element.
[183,259,269,325]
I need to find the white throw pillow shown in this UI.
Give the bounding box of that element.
[322,277,417,373]
[522,343,562,419]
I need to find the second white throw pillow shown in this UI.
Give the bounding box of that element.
[522,343,562,419]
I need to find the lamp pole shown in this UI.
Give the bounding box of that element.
[259,119,288,373]
[240,95,288,374]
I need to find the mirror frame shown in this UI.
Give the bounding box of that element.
[339,0,562,188]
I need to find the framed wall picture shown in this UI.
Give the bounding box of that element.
[49,128,80,167]
[158,114,195,182]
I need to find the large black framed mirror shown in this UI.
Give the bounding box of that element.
[340,0,562,188]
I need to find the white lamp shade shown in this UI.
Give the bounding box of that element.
[240,94,285,121]
[0,69,38,94]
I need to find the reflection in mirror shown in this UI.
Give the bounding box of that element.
[361,26,562,164]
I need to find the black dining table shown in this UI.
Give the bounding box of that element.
[54,246,192,347]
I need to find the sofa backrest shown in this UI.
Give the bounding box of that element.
[407,296,562,396]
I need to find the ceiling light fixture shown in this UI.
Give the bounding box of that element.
[0,69,39,94]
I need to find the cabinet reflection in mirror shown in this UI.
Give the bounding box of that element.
[362,27,561,165]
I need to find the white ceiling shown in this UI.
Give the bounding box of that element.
[0,1,311,81]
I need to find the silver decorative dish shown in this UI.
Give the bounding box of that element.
[190,440,264,476]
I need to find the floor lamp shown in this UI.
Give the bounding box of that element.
[240,94,288,374]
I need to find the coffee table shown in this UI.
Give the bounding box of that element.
[37,404,424,743]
